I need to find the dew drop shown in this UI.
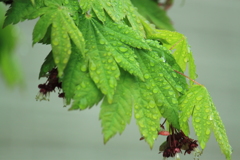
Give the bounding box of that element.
[93,76,100,83]
[135,113,141,119]
[111,66,117,70]
[175,85,183,92]
[194,117,201,123]
[99,39,105,44]
[205,128,211,135]
[196,95,203,101]
[144,74,150,79]
[195,105,200,110]
[172,72,177,78]
[118,46,128,52]
[149,100,155,108]
[205,108,210,112]
[184,57,188,62]
[81,65,87,72]
[153,88,158,93]
[90,64,97,71]
[168,91,174,95]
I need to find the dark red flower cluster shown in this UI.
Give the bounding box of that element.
[36,68,64,101]
[159,130,199,158]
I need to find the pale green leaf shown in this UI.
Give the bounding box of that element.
[62,49,85,104]
[31,5,85,76]
[133,81,161,148]
[179,85,232,159]
[79,18,120,103]
[100,70,133,143]
[79,0,146,37]
[135,48,180,129]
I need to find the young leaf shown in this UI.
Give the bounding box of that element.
[61,48,86,104]
[143,30,197,81]
[69,73,103,111]
[179,85,232,159]
[100,70,133,143]
[30,4,85,76]
[79,16,150,102]
[131,0,174,31]
[133,81,161,148]
[135,48,180,129]
[79,0,146,37]
[38,51,55,79]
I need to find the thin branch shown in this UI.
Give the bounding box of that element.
[174,70,202,86]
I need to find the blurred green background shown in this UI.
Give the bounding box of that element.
[0,0,240,159]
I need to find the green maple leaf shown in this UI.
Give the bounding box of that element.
[65,49,103,110]
[131,0,174,31]
[80,0,145,37]
[79,16,149,103]
[179,85,232,159]
[135,46,180,130]
[3,0,44,27]
[142,29,197,82]
[28,3,85,76]
[61,48,87,105]
[99,70,133,143]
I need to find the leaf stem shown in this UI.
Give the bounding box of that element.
[174,70,202,86]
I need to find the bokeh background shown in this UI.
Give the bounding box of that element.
[1,0,240,159]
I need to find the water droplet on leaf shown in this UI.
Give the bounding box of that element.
[194,117,201,123]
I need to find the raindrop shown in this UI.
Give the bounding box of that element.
[184,57,188,62]
[149,100,155,108]
[175,85,183,92]
[205,108,210,112]
[93,76,100,83]
[168,91,174,95]
[81,65,87,72]
[99,39,105,44]
[196,95,203,101]
[90,63,97,70]
[205,128,211,135]
[135,113,141,119]
[144,74,150,79]
[118,46,128,52]
[111,66,117,70]
[194,117,201,123]
[195,105,200,110]
[153,88,158,93]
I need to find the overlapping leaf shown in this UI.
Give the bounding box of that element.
[79,0,145,37]
[29,4,85,76]
[64,49,103,111]
[79,16,150,102]
[143,29,197,81]
[179,85,232,159]
[99,70,133,143]
[135,48,180,129]
[61,49,86,104]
